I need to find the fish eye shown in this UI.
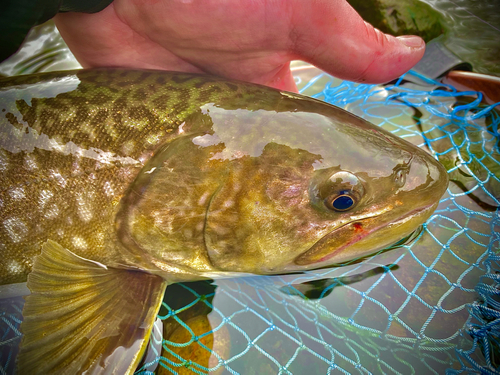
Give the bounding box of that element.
[325,194,356,211]
[310,170,364,212]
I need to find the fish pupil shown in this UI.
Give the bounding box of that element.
[330,194,355,211]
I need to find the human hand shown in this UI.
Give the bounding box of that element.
[55,0,425,92]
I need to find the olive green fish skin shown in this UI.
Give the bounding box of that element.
[0,69,449,285]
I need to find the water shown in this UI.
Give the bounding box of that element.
[0,22,80,76]
[420,0,500,76]
[0,4,499,374]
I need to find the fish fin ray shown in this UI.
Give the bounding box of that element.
[17,240,167,374]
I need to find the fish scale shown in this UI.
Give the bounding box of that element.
[0,70,263,284]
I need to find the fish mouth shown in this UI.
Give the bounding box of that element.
[295,202,438,266]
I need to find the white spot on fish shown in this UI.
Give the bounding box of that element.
[7,260,23,274]
[3,217,28,243]
[146,133,161,145]
[122,140,135,156]
[39,190,53,208]
[198,191,210,206]
[24,155,38,170]
[9,187,25,200]
[283,184,302,198]
[44,203,59,219]
[212,226,230,236]
[145,167,156,174]
[72,236,87,250]
[50,170,67,188]
[0,153,7,173]
[103,181,114,197]
[76,196,93,222]
[71,161,82,176]
[223,199,234,208]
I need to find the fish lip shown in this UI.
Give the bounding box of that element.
[304,202,437,264]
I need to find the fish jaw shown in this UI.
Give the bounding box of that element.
[292,201,439,268]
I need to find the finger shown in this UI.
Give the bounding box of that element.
[269,70,299,93]
[260,64,299,93]
[291,0,425,84]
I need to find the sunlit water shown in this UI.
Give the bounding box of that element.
[420,0,500,76]
[0,4,499,374]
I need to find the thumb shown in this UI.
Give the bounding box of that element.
[291,0,425,84]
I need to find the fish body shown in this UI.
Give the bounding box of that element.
[0,69,448,373]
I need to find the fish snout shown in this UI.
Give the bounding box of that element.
[402,152,449,206]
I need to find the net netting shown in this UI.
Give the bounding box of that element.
[1,62,499,375]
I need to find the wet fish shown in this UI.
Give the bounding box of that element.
[0,69,448,374]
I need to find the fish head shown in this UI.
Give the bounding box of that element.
[118,89,448,276]
[292,148,447,269]
[201,94,449,274]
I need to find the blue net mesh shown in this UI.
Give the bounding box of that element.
[0,298,23,375]
[1,65,499,374]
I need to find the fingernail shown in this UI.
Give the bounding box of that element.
[397,35,424,48]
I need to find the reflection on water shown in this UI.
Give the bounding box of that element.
[420,0,500,76]
[155,282,230,375]
[0,7,499,375]
[419,104,500,211]
[0,21,80,76]
[279,265,400,300]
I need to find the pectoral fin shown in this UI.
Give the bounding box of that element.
[17,240,167,374]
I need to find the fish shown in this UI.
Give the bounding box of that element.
[0,69,449,374]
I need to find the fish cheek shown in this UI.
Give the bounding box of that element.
[203,162,266,273]
[205,145,330,274]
